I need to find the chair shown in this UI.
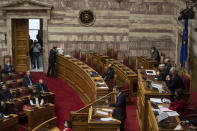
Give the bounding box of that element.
[123,55,129,66]
[86,54,92,66]
[112,49,118,60]
[129,56,137,72]
[80,52,86,62]
[107,47,112,58]
[74,49,80,59]
[121,80,131,103]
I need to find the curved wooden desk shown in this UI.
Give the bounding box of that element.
[55,54,109,105]
[90,52,137,96]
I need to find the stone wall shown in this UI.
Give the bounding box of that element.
[0,0,195,74]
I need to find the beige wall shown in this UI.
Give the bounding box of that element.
[0,0,197,90]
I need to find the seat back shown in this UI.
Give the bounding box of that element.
[74,50,80,59]
[123,55,129,66]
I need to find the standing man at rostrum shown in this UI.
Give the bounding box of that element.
[47,46,57,78]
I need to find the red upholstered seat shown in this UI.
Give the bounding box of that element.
[74,50,80,59]
[107,48,112,58]
[123,56,129,66]
[80,52,86,62]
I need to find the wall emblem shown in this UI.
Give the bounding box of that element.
[79,9,95,26]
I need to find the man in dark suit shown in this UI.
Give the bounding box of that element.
[0,85,11,102]
[106,86,126,131]
[3,60,14,74]
[23,71,34,88]
[156,64,167,81]
[166,67,184,95]
[47,46,57,78]
[103,64,114,81]
[150,47,160,63]
[36,79,49,94]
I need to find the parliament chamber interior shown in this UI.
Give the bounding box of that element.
[0,0,197,131]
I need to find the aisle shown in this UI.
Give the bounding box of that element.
[31,72,139,131]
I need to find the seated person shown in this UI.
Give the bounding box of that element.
[23,71,35,88]
[0,100,8,116]
[35,79,49,94]
[164,88,188,117]
[63,119,72,131]
[30,89,44,107]
[103,64,114,81]
[165,67,184,95]
[0,85,11,102]
[164,58,172,74]
[150,47,160,62]
[181,119,197,130]
[156,64,167,81]
[3,60,14,74]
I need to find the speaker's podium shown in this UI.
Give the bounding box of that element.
[70,92,121,131]
[88,106,121,131]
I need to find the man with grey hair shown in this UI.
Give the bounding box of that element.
[156,64,167,81]
[166,67,184,95]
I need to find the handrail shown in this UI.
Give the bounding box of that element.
[32,117,59,131]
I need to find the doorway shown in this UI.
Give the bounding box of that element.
[29,19,43,72]
[12,19,43,72]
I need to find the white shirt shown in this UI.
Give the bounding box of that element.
[30,97,44,106]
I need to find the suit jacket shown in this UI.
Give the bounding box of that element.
[36,83,49,93]
[0,89,11,102]
[104,67,114,80]
[110,92,127,121]
[3,64,14,74]
[23,75,34,87]
[166,74,184,92]
[189,119,197,127]
[48,49,57,64]
[151,50,160,62]
[157,70,167,81]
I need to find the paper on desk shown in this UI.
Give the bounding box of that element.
[167,111,180,117]
[150,98,162,103]
[98,82,105,84]
[102,108,113,112]
[152,83,164,93]
[174,124,182,130]
[159,107,173,112]
[96,110,108,116]
[65,55,71,57]
[100,118,114,121]
[157,112,168,122]
[99,86,108,89]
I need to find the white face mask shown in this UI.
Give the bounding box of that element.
[7,62,10,66]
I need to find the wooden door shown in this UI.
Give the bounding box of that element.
[12,19,29,72]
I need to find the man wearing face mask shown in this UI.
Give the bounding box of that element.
[47,46,57,78]
[150,47,160,63]
[23,71,35,88]
[3,60,14,74]
[105,86,126,131]
[35,79,49,94]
